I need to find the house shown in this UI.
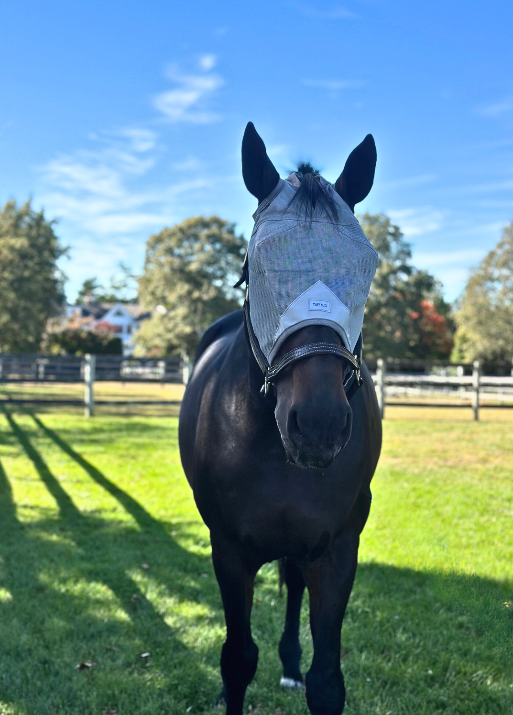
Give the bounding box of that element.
[64,301,150,355]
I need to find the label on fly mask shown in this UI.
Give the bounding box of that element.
[309,299,331,312]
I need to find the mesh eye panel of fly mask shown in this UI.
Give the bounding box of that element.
[247,173,378,365]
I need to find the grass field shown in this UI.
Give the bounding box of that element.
[0,404,512,715]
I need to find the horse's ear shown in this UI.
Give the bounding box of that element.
[335,134,376,212]
[242,122,280,203]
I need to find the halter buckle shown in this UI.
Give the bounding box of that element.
[355,360,361,386]
[261,375,272,396]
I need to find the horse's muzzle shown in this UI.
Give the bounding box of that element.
[278,401,353,470]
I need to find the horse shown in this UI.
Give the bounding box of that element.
[179,122,382,715]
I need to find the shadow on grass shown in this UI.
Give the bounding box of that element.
[31,414,174,535]
[1,408,512,714]
[249,562,513,715]
[0,408,223,715]
[338,562,513,714]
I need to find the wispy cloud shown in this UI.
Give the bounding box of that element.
[109,127,157,152]
[153,55,224,123]
[39,127,211,238]
[267,143,290,159]
[452,179,513,195]
[34,54,232,299]
[173,156,205,172]
[388,207,444,237]
[476,96,513,117]
[289,2,358,19]
[302,78,364,91]
[43,128,158,200]
[199,54,217,71]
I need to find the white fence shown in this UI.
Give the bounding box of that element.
[3,352,513,420]
[0,353,190,417]
[373,359,513,420]
[0,354,184,383]
[82,354,192,417]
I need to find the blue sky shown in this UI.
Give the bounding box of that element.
[2,0,512,302]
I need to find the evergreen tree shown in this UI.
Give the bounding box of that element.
[0,200,66,353]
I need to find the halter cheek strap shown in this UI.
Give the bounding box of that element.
[242,299,363,401]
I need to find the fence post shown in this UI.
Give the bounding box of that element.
[377,358,386,419]
[456,365,465,398]
[181,352,191,385]
[84,354,96,418]
[472,360,480,421]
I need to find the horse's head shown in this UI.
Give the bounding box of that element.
[241,123,377,469]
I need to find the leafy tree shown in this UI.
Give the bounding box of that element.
[452,221,513,365]
[41,325,122,355]
[0,199,66,354]
[135,216,246,356]
[76,277,104,303]
[360,213,453,359]
[76,263,137,304]
[108,262,137,303]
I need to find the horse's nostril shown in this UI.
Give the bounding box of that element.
[286,404,351,446]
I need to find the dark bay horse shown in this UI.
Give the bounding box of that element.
[179,123,382,715]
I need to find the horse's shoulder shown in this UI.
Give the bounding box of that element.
[194,309,244,364]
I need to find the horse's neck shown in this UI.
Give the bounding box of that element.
[230,326,277,423]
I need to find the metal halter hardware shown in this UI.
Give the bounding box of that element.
[242,300,363,400]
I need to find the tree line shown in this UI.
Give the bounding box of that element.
[1,198,512,366]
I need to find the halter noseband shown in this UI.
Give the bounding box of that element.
[237,256,363,400]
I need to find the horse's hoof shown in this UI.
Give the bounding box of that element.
[280,676,304,689]
[214,691,226,709]
[214,688,226,710]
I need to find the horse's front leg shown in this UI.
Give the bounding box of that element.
[279,557,305,688]
[302,528,360,715]
[211,533,259,715]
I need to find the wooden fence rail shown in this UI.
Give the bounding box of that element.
[0,353,188,416]
[0,354,183,383]
[372,360,513,420]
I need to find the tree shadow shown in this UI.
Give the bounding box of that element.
[342,562,513,714]
[248,560,513,714]
[31,414,175,536]
[0,409,224,715]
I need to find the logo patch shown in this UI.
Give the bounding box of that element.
[309,299,331,312]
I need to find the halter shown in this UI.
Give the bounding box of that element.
[236,254,363,400]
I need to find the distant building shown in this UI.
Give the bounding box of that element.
[64,301,150,355]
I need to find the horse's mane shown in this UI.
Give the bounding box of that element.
[288,162,340,221]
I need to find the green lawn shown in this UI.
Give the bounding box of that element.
[0,406,512,715]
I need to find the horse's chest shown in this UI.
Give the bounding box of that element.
[240,503,334,560]
[209,470,358,561]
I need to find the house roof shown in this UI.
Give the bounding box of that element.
[67,302,146,320]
